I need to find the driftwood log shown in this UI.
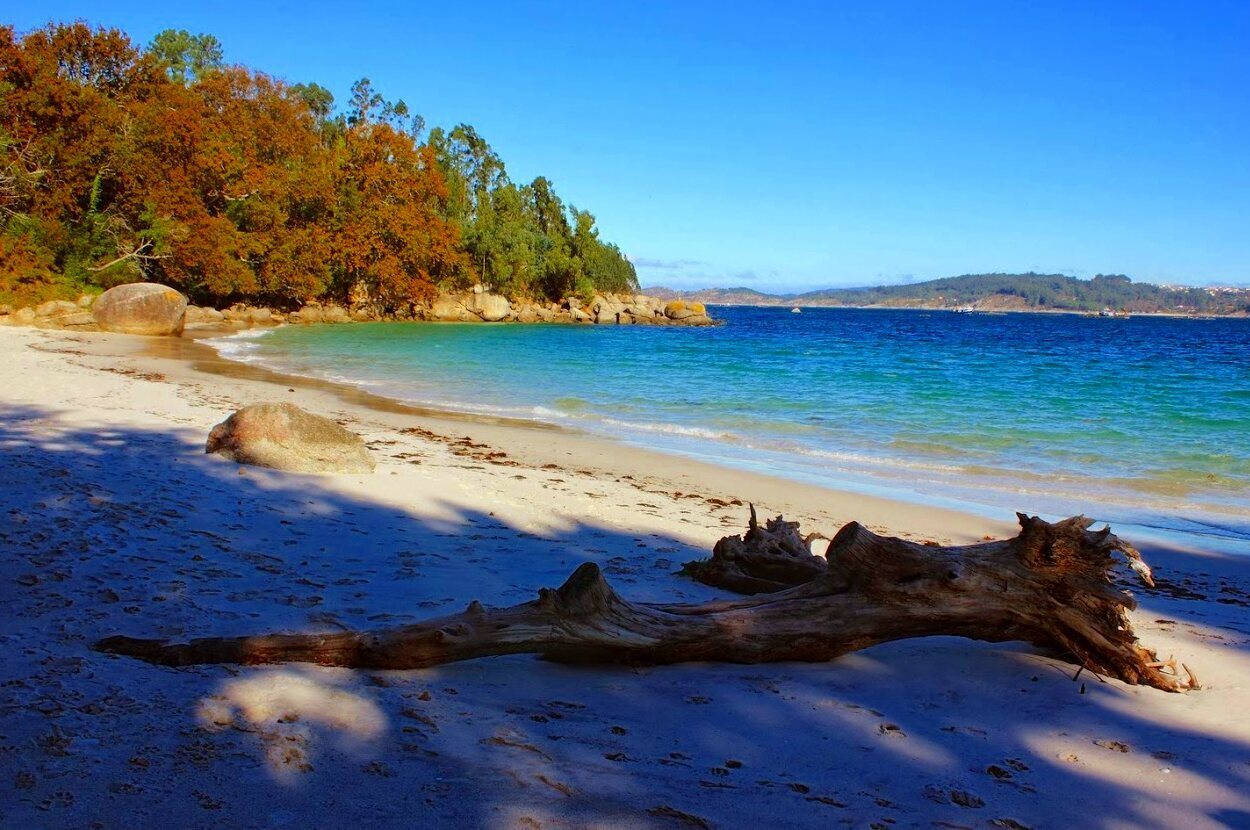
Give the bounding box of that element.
[94,511,1194,692]
[681,504,830,593]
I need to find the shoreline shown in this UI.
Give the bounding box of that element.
[198,322,1250,559]
[151,327,1016,546]
[4,325,1250,828]
[9,318,1249,577]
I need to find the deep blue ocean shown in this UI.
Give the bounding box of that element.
[213,307,1250,554]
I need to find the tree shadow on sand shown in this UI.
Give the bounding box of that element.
[1,402,1248,829]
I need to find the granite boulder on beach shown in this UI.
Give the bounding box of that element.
[92,282,189,336]
[205,402,376,474]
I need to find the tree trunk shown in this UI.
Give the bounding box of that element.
[94,512,1194,692]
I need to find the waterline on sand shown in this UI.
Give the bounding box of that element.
[206,308,1250,555]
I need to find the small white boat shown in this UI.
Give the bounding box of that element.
[790,307,802,314]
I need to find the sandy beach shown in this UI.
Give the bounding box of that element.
[2,324,1249,829]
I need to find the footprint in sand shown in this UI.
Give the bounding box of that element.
[646,806,711,830]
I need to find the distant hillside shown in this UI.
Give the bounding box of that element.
[644,286,777,305]
[644,273,1250,315]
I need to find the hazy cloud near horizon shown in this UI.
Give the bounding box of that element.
[629,257,708,270]
[638,267,781,289]
[629,255,773,288]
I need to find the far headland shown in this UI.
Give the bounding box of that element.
[646,272,1250,316]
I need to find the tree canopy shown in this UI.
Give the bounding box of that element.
[0,22,638,309]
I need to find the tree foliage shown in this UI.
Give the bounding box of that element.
[427,127,637,300]
[0,23,636,307]
[147,29,222,84]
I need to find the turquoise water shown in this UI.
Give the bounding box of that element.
[214,307,1250,553]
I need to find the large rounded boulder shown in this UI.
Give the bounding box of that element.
[206,403,375,474]
[470,292,511,322]
[663,300,705,321]
[92,283,188,336]
[429,294,473,321]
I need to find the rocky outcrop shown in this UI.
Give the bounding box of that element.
[428,294,476,322]
[415,285,715,326]
[0,287,715,332]
[425,288,511,322]
[183,306,225,326]
[288,306,322,324]
[664,300,700,319]
[661,299,713,326]
[35,299,80,318]
[321,305,351,323]
[593,296,622,324]
[185,301,356,332]
[470,292,510,322]
[49,311,97,329]
[37,300,97,329]
[219,305,278,326]
[0,295,98,329]
[92,283,188,336]
[205,403,375,474]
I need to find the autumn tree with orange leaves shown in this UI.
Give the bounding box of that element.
[0,22,634,309]
[333,118,467,310]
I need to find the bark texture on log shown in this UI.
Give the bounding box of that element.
[94,512,1193,692]
[681,504,828,593]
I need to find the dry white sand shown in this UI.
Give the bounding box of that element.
[1,325,1248,829]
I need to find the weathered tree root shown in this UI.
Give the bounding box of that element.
[680,504,829,593]
[94,511,1194,692]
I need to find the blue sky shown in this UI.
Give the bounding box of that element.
[13,2,1250,290]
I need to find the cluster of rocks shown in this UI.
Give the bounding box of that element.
[0,295,98,330]
[189,300,414,331]
[418,286,715,326]
[187,287,715,331]
[0,283,716,336]
[0,282,188,336]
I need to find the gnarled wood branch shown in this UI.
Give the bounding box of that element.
[94,512,1193,692]
[87,240,169,272]
[681,503,829,593]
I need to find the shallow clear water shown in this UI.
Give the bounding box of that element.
[213,307,1250,553]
